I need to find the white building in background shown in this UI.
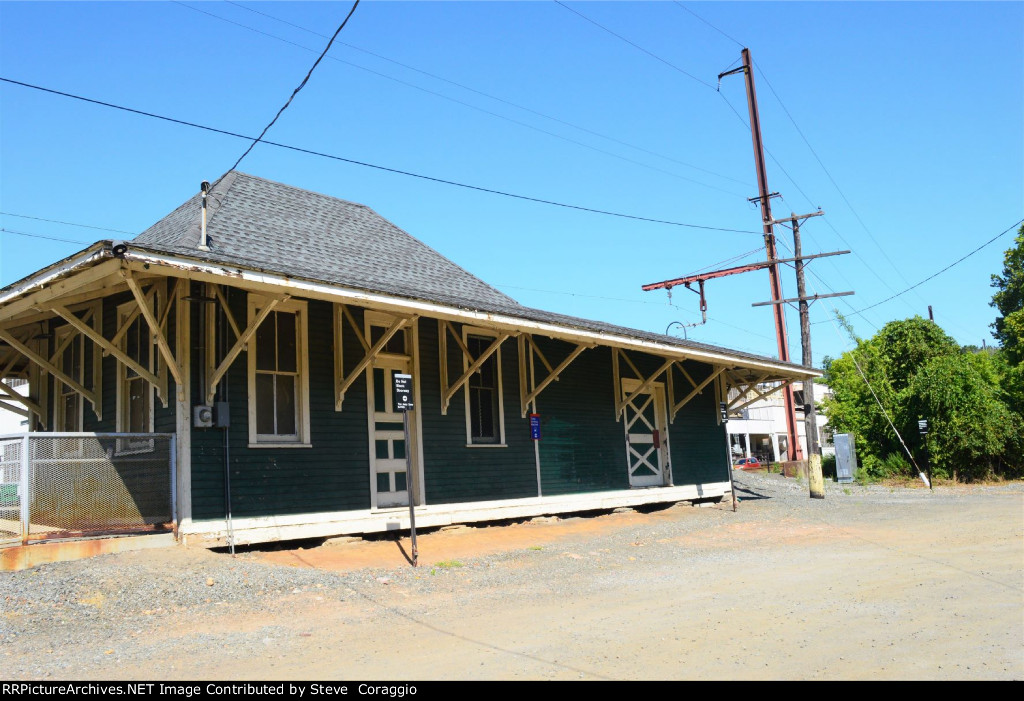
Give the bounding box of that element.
[727,381,833,464]
[0,379,30,434]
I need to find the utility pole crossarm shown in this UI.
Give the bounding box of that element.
[642,261,772,291]
[752,291,855,307]
[644,250,852,293]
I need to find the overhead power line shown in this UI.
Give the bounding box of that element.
[176,1,747,198]
[0,78,762,235]
[554,1,716,90]
[0,227,95,246]
[213,0,750,189]
[814,218,1024,322]
[673,3,744,49]
[0,211,135,235]
[228,0,360,172]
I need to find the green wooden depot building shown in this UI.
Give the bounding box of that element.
[0,172,818,546]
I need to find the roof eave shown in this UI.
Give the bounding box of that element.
[122,245,821,380]
[0,241,113,309]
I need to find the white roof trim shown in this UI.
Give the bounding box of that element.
[123,248,820,380]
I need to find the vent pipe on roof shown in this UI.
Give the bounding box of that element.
[198,180,211,251]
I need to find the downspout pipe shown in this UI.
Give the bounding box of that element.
[198,181,211,251]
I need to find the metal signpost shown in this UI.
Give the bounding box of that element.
[394,373,417,566]
[918,419,932,490]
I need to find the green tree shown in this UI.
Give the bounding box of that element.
[821,317,955,477]
[874,316,958,393]
[904,352,1019,481]
[991,225,1024,364]
[818,317,1017,481]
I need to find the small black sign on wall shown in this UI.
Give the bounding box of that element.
[394,373,413,412]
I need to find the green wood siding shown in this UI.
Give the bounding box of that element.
[532,339,628,495]
[189,290,370,520]
[666,361,729,485]
[417,319,538,504]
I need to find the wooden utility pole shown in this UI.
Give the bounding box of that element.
[773,211,826,498]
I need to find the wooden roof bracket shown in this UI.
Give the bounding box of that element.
[205,293,289,405]
[517,334,592,417]
[111,284,157,347]
[48,303,166,407]
[335,309,416,411]
[730,378,795,414]
[669,365,725,423]
[0,339,47,428]
[0,378,42,418]
[438,320,510,415]
[612,348,674,421]
[0,328,98,417]
[0,399,28,417]
[123,270,185,402]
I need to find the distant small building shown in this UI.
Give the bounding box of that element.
[726,381,833,463]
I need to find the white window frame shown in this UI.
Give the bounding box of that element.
[462,326,506,448]
[53,325,84,432]
[247,294,311,448]
[116,296,158,454]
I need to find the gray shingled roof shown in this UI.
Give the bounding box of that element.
[132,171,520,312]
[129,171,815,374]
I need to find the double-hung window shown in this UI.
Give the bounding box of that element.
[248,296,310,447]
[463,329,505,446]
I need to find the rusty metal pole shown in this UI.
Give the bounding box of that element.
[738,48,802,463]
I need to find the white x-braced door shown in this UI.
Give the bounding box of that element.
[621,379,670,488]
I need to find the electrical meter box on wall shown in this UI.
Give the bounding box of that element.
[193,405,214,428]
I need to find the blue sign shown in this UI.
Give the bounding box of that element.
[529,413,541,440]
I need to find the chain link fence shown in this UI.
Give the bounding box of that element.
[0,433,175,545]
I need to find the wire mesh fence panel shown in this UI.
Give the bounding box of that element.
[26,434,173,538]
[0,438,23,544]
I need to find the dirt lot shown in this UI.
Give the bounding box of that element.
[2,471,1022,680]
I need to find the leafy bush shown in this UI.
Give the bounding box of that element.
[821,453,837,479]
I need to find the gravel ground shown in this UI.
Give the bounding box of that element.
[3,471,1022,680]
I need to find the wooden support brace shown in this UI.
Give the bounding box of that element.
[206,294,288,405]
[340,304,370,354]
[526,335,555,375]
[111,283,157,347]
[518,335,528,417]
[521,342,590,417]
[443,320,473,361]
[49,316,84,364]
[0,380,42,418]
[730,379,794,414]
[674,360,697,390]
[211,284,241,340]
[0,399,28,417]
[670,366,725,422]
[0,329,97,412]
[724,373,771,409]
[158,278,178,334]
[615,357,675,418]
[124,270,184,394]
[49,304,165,405]
[441,332,510,414]
[336,315,415,411]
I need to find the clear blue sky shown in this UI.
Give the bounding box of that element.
[1,1,1021,366]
